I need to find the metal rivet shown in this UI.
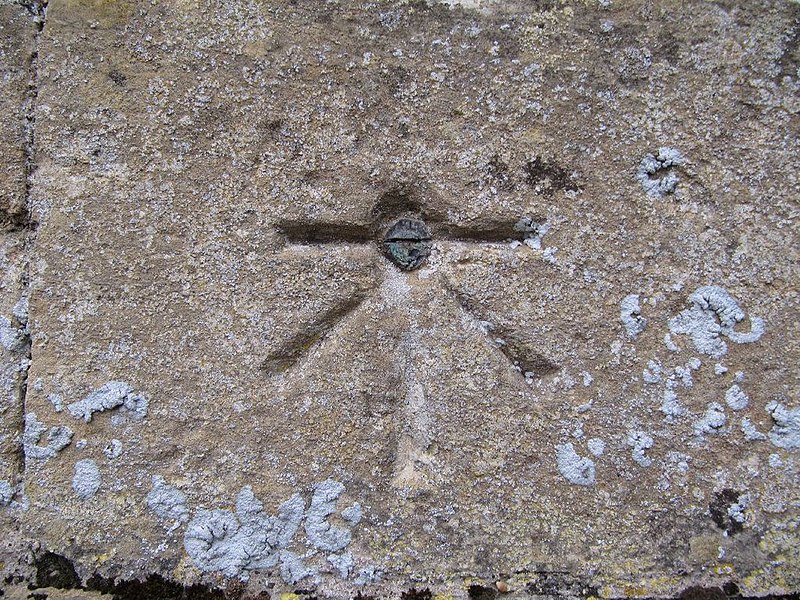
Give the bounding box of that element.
[381,218,432,271]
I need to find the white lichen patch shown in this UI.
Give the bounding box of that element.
[0,315,27,352]
[23,413,73,460]
[341,503,363,525]
[765,401,800,450]
[103,439,123,460]
[741,418,766,442]
[513,216,550,250]
[280,550,316,584]
[47,393,64,412]
[67,381,149,423]
[661,387,687,419]
[725,384,749,411]
[327,551,354,578]
[627,431,654,467]
[0,480,14,506]
[637,147,685,197]
[694,403,727,436]
[727,493,750,527]
[184,480,362,582]
[643,359,662,384]
[72,459,101,499]
[663,333,679,352]
[587,438,606,457]
[147,476,188,523]
[305,479,351,552]
[668,286,764,358]
[556,442,595,486]
[185,486,305,579]
[672,364,695,388]
[620,294,646,338]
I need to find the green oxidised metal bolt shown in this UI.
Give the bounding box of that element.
[382,218,432,271]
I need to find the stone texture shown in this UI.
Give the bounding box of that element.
[2,0,800,597]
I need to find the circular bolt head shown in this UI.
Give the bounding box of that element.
[382,218,432,271]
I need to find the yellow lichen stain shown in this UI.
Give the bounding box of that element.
[280,594,301,600]
[622,585,651,597]
[93,552,112,564]
[434,595,453,600]
[712,563,735,576]
[600,575,683,599]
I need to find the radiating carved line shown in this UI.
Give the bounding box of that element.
[261,293,368,375]
[433,220,536,243]
[275,220,375,244]
[450,288,559,381]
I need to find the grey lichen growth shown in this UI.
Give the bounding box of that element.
[741,418,766,442]
[23,413,73,460]
[354,565,383,586]
[328,551,354,578]
[620,294,647,338]
[305,479,351,552]
[766,401,800,450]
[47,393,64,412]
[556,442,595,486]
[0,480,14,506]
[67,381,149,422]
[694,403,727,436]
[103,439,123,460]
[72,459,102,499]
[341,503,363,525]
[147,476,188,522]
[661,388,687,419]
[587,438,606,457]
[184,486,306,579]
[280,550,317,584]
[668,286,764,358]
[643,359,662,384]
[0,315,27,352]
[725,384,750,411]
[514,216,550,250]
[727,494,750,527]
[627,430,654,467]
[637,147,685,197]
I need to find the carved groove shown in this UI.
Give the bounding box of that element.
[452,290,559,381]
[261,294,368,374]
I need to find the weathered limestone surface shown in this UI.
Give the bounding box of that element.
[2,0,800,597]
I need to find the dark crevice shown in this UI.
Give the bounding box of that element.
[2,2,45,232]
[709,488,746,535]
[522,157,579,197]
[467,585,497,600]
[261,293,368,375]
[32,552,81,590]
[372,189,426,223]
[401,588,432,600]
[524,571,599,598]
[86,572,231,600]
[30,552,233,598]
[278,218,531,246]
